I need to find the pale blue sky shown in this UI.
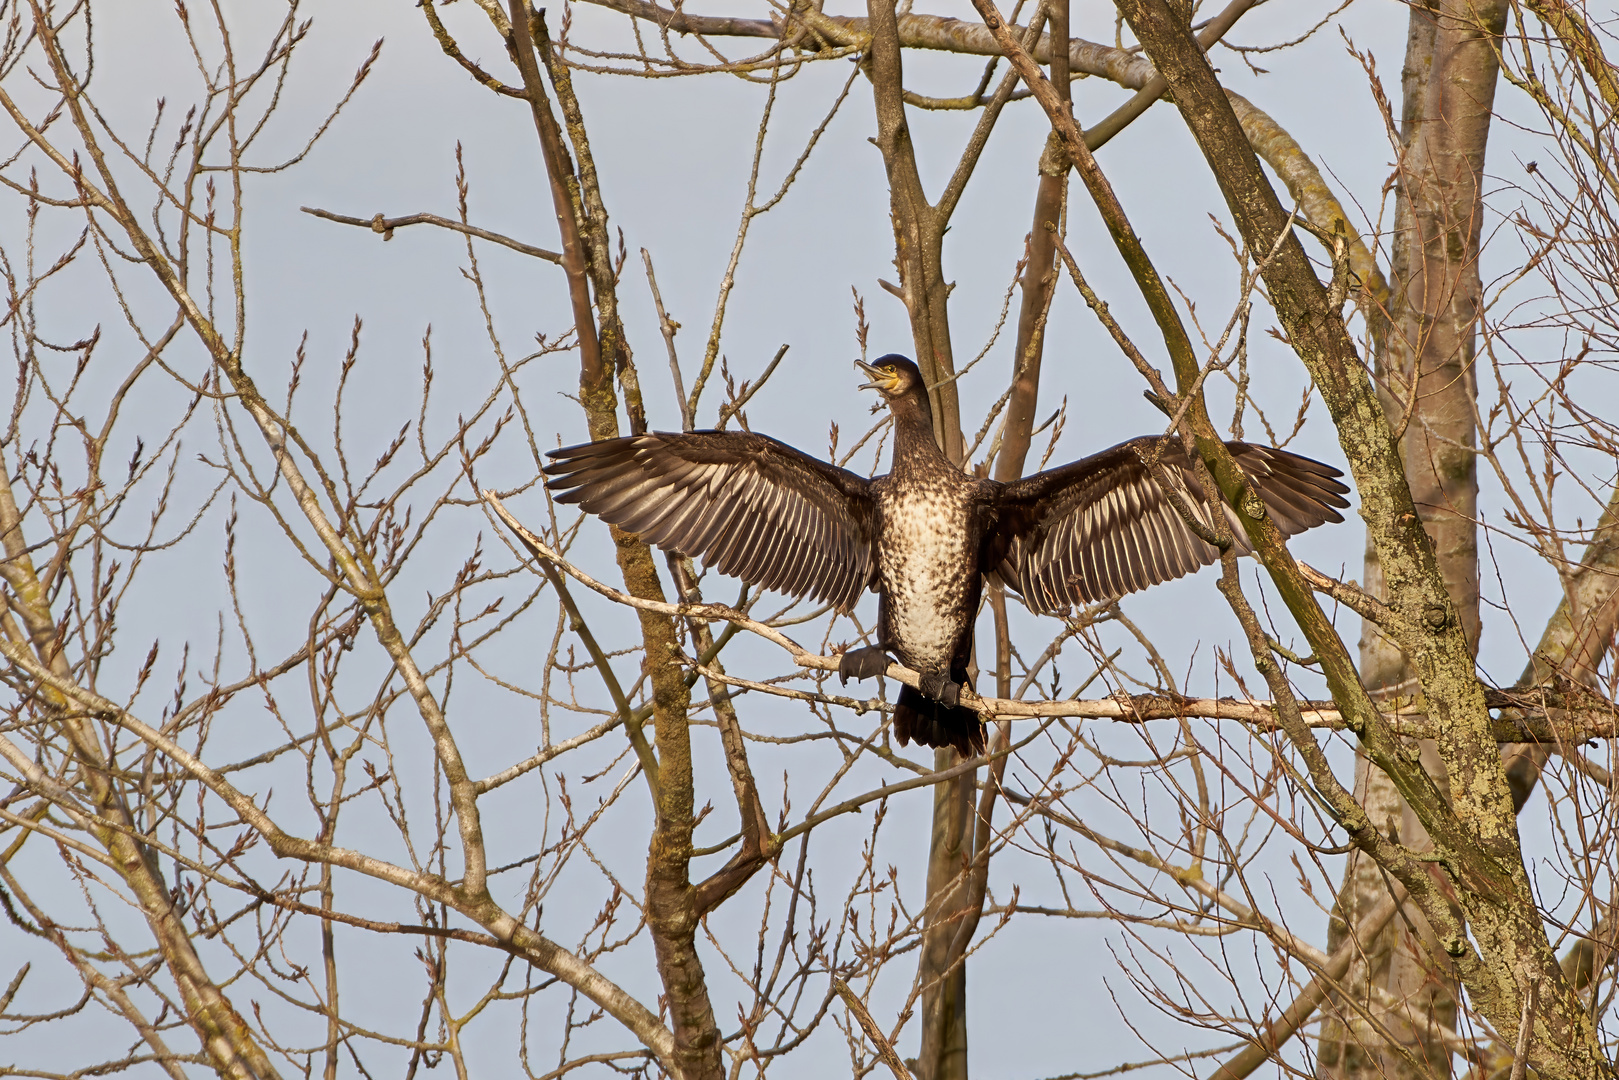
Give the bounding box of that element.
[1,0,1592,1076]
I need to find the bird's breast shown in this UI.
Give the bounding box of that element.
[877,482,977,669]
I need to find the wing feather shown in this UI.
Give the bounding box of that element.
[1140,501,1171,584]
[751,486,795,586]
[545,430,878,611]
[996,436,1349,614]
[717,476,773,574]
[648,489,709,548]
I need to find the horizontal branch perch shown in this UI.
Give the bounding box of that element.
[301,206,563,264]
[484,492,1617,744]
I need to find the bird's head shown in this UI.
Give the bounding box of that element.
[855,354,924,402]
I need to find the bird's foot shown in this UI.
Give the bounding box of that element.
[838,645,891,685]
[919,672,963,707]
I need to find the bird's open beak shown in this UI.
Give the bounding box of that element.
[855,359,898,393]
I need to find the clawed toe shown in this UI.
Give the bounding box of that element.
[838,645,891,685]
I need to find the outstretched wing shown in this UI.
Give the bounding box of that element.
[994,437,1350,614]
[544,431,879,612]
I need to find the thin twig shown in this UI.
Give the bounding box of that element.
[300,206,563,264]
[642,248,691,430]
[1509,974,1539,1080]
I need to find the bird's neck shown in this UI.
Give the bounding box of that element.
[887,391,953,475]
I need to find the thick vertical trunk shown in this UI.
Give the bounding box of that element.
[912,15,1071,1078]
[1096,0,1605,1069]
[861,4,976,1076]
[1318,2,1503,1077]
[915,763,974,1080]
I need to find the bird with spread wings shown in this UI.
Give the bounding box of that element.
[544,355,1349,755]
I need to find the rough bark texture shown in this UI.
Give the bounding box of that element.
[1319,2,1502,1075]
[1108,0,1613,1075]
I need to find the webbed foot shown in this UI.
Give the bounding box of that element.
[919,672,963,706]
[838,645,891,685]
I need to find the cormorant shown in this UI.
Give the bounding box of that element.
[543,355,1349,755]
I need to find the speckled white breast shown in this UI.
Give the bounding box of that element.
[878,482,974,670]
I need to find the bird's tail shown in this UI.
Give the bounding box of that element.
[894,685,985,757]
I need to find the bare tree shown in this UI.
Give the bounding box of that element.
[0,1,1613,1079]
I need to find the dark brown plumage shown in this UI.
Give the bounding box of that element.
[544,355,1350,756]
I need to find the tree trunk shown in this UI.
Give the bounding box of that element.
[861,4,978,1075]
[914,763,974,1080]
[1318,1,1503,1076]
